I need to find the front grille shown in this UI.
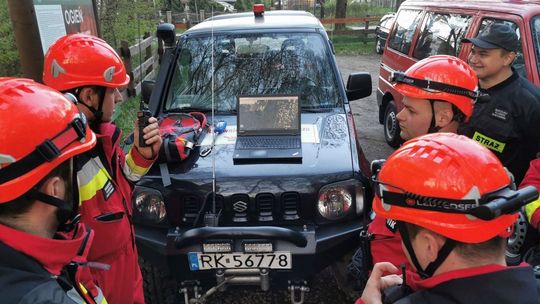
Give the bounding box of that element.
[231,194,250,222]
[256,193,275,221]
[180,192,302,225]
[183,195,200,223]
[282,192,300,220]
[205,194,224,213]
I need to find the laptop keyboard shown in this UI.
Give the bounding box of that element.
[236,136,301,149]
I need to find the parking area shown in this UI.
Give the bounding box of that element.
[337,54,395,163]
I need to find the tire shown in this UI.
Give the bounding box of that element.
[139,256,181,304]
[331,255,362,302]
[375,37,384,54]
[383,100,403,148]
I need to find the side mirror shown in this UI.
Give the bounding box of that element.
[157,23,176,47]
[141,80,155,105]
[346,72,372,101]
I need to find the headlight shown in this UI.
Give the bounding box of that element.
[318,183,353,220]
[134,188,166,223]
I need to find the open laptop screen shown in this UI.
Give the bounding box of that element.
[237,96,300,135]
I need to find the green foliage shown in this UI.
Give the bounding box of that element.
[112,95,140,144]
[323,0,393,18]
[235,0,272,12]
[330,35,376,55]
[0,1,21,77]
[99,0,162,49]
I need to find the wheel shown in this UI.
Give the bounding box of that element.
[330,252,363,301]
[383,100,403,148]
[375,37,384,54]
[139,256,181,304]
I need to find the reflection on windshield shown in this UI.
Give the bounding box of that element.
[165,33,342,113]
[533,15,540,79]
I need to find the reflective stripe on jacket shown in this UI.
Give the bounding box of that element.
[76,123,153,304]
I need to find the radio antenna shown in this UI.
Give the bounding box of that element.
[211,6,216,215]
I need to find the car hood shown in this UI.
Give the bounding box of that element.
[148,112,355,180]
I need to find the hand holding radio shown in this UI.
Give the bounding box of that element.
[135,103,162,159]
[137,103,152,148]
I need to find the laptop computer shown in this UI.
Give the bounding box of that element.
[233,95,302,164]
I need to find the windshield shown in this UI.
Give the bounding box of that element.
[164,32,342,113]
[533,15,540,79]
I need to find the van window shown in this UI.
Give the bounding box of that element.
[413,12,471,60]
[477,19,526,78]
[532,15,540,78]
[388,9,423,55]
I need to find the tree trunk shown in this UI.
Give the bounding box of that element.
[7,0,43,81]
[335,0,347,31]
[395,0,403,11]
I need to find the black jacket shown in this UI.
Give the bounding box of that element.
[395,266,540,304]
[0,223,104,304]
[0,241,81,304]
[458,70,540,184]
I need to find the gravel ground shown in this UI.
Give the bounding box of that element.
[176,54,394,304]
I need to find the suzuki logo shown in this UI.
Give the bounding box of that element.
[233,201,248,213]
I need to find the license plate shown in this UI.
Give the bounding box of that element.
[188,252,292,271]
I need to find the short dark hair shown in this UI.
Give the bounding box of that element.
[431,99,467,123]
[405,222,506,263]
[0,160,71,217]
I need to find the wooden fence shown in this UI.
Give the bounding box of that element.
[322,16,380,37]
[174,15,382,37]
[118,32,163,98]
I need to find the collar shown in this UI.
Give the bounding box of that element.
[413,263,528,289]
[0,223,93,275]
[482,68,518,92]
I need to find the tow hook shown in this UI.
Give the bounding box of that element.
[288,280,309,304]
[179,280,201,304]
[180,277,234,304]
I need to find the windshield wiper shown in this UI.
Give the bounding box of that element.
[166,107,212,113]
[301,106,335,113]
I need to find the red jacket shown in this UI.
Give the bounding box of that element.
[0,223,106,303]
[368,215,421,289]
[77,123,155,304]
[520,158,540,231]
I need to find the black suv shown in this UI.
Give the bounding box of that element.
[374,13,396,54]
[135,8,373,304]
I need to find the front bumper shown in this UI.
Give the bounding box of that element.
[136,219,364,288]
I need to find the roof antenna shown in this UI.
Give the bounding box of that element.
[204,6,221,227]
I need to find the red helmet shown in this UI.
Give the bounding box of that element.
[373,132,517,243]
[393,55,477,119]
[43,34,129,91]
[0,78,96,203]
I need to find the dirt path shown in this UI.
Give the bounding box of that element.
[337,54,395,163]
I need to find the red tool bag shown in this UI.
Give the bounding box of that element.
[158,112,207,163]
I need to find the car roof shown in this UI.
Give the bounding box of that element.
[184,10,324,34]
[403,0,540,17]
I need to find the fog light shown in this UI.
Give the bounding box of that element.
[243,242,273,253]
[203,242,232,253]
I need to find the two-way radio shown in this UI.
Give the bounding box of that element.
[137,102,152,147]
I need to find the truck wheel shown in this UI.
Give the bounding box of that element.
[331,256,362,301]
[383,100,402,148]
[139,256,181,304]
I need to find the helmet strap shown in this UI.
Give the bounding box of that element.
[24,188,79,232]
[427,100,440,134]
[397,221,456,278]
[23,164,80,233]
[75,86,106,131]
